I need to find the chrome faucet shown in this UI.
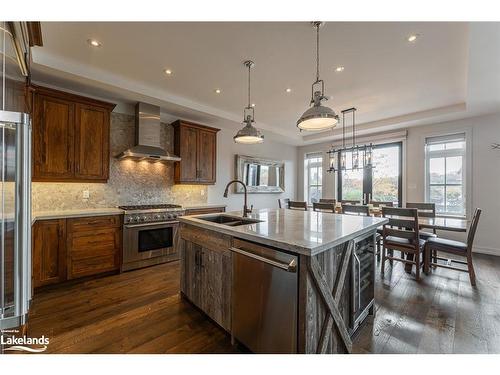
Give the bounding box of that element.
[223,179,253,217]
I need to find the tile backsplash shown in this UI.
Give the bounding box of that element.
[32,112,207,211]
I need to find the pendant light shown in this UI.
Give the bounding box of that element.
[297,22,339,131]
[234,60,264,144]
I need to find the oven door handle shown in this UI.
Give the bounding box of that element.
[124,221,179,229]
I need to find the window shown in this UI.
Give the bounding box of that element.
[305,153,323,204]
[338,142,402,206]
[425,133,466,217]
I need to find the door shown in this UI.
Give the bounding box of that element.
[181,241,202,307]
[1,23,32,331]
[197,130,216,183]
[74,104,109,180]
[201,247,231,331]
[33,94,75,180]
[179,126,198,182]
[32,219,66,287]
[338,142,402,206]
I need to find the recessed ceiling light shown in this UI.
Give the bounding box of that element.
[87,39,102,47]
[335,66,345,72]
[164,69,172,75]
[214,88,221,94]
[285,88,292,93]
[407,34,419,43]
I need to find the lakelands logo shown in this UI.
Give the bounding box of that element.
[1,330,49,353]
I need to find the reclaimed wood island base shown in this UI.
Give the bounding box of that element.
[177,208,387,354]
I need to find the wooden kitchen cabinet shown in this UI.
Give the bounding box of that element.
[179,224,232,331]
[66,216,121,280]
[31,85,115,182]
[173,120,219,184]
[32,215,122,288]
[32,219,67,288]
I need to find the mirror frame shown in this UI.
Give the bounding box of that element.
[235,155,285,194]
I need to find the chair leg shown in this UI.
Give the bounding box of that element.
[432,250,437,268]
[415,253,421,281]
[381,246,386,275]
[467,253,476,287]
[376,239,381,261]
[424,246,430,274]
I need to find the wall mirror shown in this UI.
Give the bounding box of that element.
[235,155,285,193]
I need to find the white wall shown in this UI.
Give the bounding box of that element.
[207,127,297,211]
[297,112,500,255]
[406,112,500,255]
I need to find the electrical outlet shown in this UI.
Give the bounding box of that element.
[82,190,90,199]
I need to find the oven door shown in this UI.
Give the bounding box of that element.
[123,221,178,264]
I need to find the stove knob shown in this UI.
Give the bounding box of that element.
[134,216,140,222]
[172,214,178,218]
[142,216,148,222]
[154,214,161,220]
[167,214,172,219]
[162,214,167,219]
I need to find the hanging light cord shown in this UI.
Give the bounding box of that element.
[315,23,320,82]
[247,63,251,108]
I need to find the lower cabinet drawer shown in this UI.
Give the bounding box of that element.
[67,215,121,232]
[69,254,119,279]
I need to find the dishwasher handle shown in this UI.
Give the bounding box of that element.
[229,247,297,273]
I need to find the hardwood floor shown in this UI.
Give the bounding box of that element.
[26,254,500,354]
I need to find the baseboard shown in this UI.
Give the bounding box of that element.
[473,246,500,256]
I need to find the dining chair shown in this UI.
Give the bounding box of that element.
[342,204,370,216]
[288,201,308,211]
[341,199,360,205]
[370,200,394,207]
[406,202,438,263]
[313,202,336,213]
[381,207,425,281]
[342,204,381,258]
[319,198,336,204]
[424,208,482,286]
[278,198,290,209]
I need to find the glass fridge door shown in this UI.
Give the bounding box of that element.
[0,110,31,330]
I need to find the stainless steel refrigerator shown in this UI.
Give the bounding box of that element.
[0,22,32,333]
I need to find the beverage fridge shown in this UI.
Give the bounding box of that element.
[0,21,32,334]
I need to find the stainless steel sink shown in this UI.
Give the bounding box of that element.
[196,214,262,227]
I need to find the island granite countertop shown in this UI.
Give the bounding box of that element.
[178,208,388,256]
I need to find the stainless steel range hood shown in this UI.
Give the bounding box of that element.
[117,102,181,162]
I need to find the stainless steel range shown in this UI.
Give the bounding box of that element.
[120,204,184,271]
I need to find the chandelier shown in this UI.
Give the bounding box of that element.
[327,108,373,172]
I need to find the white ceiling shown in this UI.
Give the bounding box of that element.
[31,22,500,145]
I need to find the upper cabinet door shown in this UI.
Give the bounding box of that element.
[197,129,217,183]
[174,121,219,185]
[178,125,198,182]
[31,85,115,182]
[33,94,75,180]
[74,104,110,181]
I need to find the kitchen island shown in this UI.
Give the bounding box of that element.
[177,208,388,354]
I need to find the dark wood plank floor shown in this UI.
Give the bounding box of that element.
[26,254,500,354]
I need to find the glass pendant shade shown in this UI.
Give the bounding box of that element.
[352,148,360,169]
[340,151,346,170]
[329,151,337,171]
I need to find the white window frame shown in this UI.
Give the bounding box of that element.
[305,153,323,204]
[425,133,467,218]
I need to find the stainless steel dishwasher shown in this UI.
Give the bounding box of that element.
[231,238,298,353]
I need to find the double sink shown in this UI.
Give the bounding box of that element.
[196,214,262,227]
